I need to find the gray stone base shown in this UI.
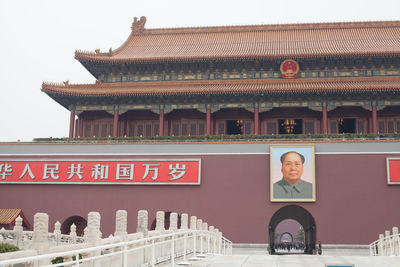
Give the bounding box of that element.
[232,243,370,256]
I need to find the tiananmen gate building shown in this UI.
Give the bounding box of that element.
[1,17,400,254]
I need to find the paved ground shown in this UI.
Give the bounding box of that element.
[172,254,400,267]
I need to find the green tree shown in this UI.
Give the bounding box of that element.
[296,227,305,243]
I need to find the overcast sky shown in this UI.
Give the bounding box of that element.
[1,0,400,142]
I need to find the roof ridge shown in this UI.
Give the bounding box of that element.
[143,20,400,35]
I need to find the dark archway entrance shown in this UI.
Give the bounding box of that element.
[269,205,316,255]
[61,216,87,237]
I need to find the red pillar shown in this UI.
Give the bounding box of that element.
[206,107,211,135]
[254,107,260,135]
[159,108,164,136]
[321,105,328,134]
[113,109,119,137]
[69,109,75,138]
[372,104,378,133]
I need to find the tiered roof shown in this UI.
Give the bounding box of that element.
[75,18,400,63]
[42,19,400,107]
[43,77,400,97]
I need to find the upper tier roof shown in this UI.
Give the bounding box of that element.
[75,18,400,63]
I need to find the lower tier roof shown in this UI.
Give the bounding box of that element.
[42,77,400,109]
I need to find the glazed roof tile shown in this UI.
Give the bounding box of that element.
[75,20,400,63]
[0,209,22,224]
[42,77,400,97]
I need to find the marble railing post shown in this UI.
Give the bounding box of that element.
[202,222,208,252]
[385,230,392,255]
[209,226,215,254]
[32,213,50,266]
[378,234,384,256]
[180,213,188,230]
[155,211,165,231]
[13,216,23,248]
[136,210,148,237]
[32,213,49,253]
[393,227,399,256]
[70,223,77,244]
[84,212,102,245]
[190,216,197,230]
[169,212,178,231]
[54,221,61,245]
[114,210,128,241]
[196,219,203,253]
[190,216,197,254]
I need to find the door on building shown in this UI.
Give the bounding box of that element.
[268,205,316,255]
[61,216,87,237]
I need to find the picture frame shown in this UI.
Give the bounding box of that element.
[270,145,316,202]
[386,157,400,185]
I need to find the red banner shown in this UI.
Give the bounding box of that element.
[0,159,201,185]
[387,158,400,184]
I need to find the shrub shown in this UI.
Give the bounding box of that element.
[0,243,19,253]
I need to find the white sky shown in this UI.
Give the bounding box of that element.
[1,0,400,142]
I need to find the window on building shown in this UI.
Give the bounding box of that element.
[338,118,355,133]
[279,119,302,134]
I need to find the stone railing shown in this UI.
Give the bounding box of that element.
[0,210,232,266]
[369,226,400,256]
[0,215,84,250]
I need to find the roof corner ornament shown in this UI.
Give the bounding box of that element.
[95,49,100,54]
[63,80,70,86]
[95,79,101,85]
[108,48,112,56]
[131,16,146,34]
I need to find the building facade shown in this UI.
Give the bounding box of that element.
[42,18,400,138]
[1,18,400,254]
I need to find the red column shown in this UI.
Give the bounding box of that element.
[159,108,165,136]
[372,104,378,134]
[206,107,211,135]
[113,109,119,137]
[69,109,75,138]
[254,107,260,135]
[78,118,83,137]
[321,105,328,134]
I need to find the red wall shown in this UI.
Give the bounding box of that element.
[0,153,398,245]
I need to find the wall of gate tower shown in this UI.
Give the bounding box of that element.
[0,141,399,245]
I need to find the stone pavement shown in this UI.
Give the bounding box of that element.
[166,254,400,267]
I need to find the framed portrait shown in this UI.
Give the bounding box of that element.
[270,145,316,202]
[386,157,400,185]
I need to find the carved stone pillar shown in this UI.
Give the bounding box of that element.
[136,210,148,237]
[114,210,128,240]
[169,212,178,231]
[69,109,75,138]
[54,221,61,245]
[13,216,23,248]
[196,219,203,230]
[190,216,197,230]
[32,213,49,253]
[84,212,102,245]
[113,109,119,137]
[159,108,165,136]
[155,211,165,231]
[70,223,77,243]
[180,213,188,230]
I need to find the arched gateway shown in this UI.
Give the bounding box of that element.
[269,205,316,254]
